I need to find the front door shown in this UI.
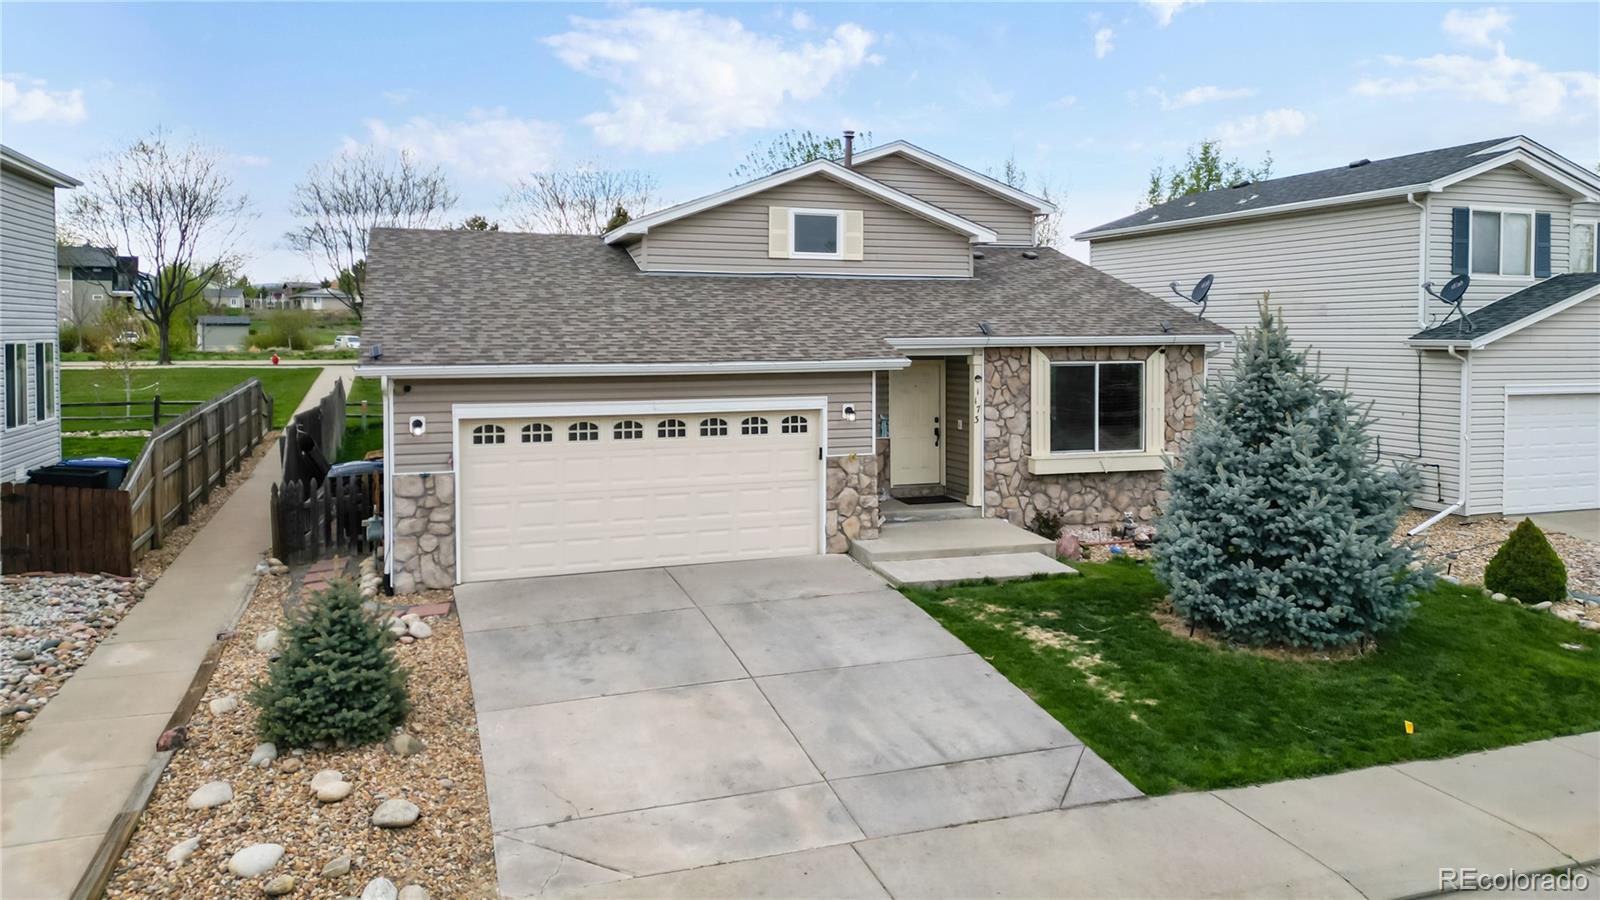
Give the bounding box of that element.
[889,359,943,485]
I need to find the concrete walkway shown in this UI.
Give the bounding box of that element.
[0,366,352,900]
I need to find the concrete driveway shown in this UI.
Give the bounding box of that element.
[454,556,1140,898]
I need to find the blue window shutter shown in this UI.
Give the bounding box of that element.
[1534,213,1552,278]
[1450,207,1470,275]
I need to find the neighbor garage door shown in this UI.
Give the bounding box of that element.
[457,407,822,581]
[1503,391,1600,514]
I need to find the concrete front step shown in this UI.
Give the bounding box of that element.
[850,518,1057,564]
[872,552,1078,588]
[880,497,982,524]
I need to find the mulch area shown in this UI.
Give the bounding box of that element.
[104,560,497,899]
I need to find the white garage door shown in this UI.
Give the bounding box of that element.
[457,407,822,582]
[1504,391,1600,514]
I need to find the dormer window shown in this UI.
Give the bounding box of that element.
[790,209,843,259]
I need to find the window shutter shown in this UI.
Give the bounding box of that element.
[767,207,790,259]
[842,210,864,260]
[1450,207,1470,275]
[1029,348,1050,456]
[1533,212,1552,277]
[1144,350,1166,454]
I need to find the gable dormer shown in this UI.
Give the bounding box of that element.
[606,158,996,278]
[850,142,1057,247]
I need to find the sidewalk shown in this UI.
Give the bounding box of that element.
[0,366,353,899]
[564,731,1600,899]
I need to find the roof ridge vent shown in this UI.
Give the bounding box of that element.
[1021,250,1038,260]
[1227,179,1251,189]
[1348,158,1371,168]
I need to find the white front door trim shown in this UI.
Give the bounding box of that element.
[887,359,945,486]
[451,396,830,584]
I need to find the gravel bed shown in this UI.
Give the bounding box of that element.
[1398,511,1600,594]
[0,573,149,747]
[105,571,497,899]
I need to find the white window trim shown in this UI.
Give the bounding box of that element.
[1040,360,1147,456]
[4,343,28,430]
[1571,218,1598,274]
[789,207,845,260]
[34,341,56,423]
[1467,205,1538,280]
[1026,349,1168,475]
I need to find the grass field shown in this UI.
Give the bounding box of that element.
[336,377,384,463]
[905,559,1600,794]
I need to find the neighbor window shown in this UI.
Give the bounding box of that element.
[700,417,728,437]
[33,342,54,422]
[614,420,643,440]
[780,415,809,434]
[1049,362,1143,453]
[568,421,599,442]
[522,423,552,443]
[790,209,841,257]
[1573,222,1598,274]
[1471,210,1532,277]
[657,418,686,438]
[4,344,25,429]
[471,423,505,445]
[740,416,768,435]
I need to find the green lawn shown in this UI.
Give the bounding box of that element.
[61,435,149,460]
[61,367,322,434]
[336,377,384,463]
[904,560,1600,795]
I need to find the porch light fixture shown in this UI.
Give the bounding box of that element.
[409,416,427,436]
[842,403,857,422]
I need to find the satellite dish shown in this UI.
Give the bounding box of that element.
[1169,274,1215,320]
[1423,274,1474,332]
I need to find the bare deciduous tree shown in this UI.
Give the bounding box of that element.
[69,130,251,364]
[503,166,657,235]
[989,155,1064,249]
[731,129,873,180]
[286,147,457,319]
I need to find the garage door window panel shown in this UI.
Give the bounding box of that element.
[569,421,600,442]
[741,416,769,435]
[614,420,644,440]
[522,423,552,443]
[700,417,728,437]
[781,415,809,434]
[472,424,506,445]
[658,418,687,438]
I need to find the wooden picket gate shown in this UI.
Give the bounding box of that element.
[269,473,377,564]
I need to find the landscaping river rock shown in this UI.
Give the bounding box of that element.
[371,798,420,828]
[227,843,284,877]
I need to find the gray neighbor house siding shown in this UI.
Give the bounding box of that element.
[2,148,77,482]
[1090,161,1599,515]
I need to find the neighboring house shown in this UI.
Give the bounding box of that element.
[202,283,247,309]
[2,146,79,482]
[1079,136,1600,518]
[196,315,252,351]
[57,243,137,328]
[360,138,1228,591]
[293,286,350,314]
[250,281,320,310]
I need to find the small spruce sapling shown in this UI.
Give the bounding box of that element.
[1484,519,1568,605]
[250,579,409,747]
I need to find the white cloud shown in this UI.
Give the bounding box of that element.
[1214,108,1309,146]
[1149,85,1256,109]
[1142,1,1203,27]
[381,89,414,106]
[789,10,813,30]
[1094,27,1115,59]
[350,109,563,181]
[1,77,86,124]
[546,7,878,152]
[1354,47,1598,121]
[1442,7,1512,47]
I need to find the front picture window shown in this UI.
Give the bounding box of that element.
[1049,362,1143,453]
[792,211,841,256]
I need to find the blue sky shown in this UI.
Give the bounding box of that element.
[4,1,1596,280]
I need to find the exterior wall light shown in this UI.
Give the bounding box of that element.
[842,403,857,422]
[409,416,427,436]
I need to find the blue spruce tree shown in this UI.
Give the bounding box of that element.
[1154,300,1427,648]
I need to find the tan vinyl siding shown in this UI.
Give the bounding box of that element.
[1,169,64,479]
[391,371,874,473]
[1463,297,1600,514]
[642,174,973,277]
[854,154,1037,246]
[1428,167,1573,309]
[624,238,646,269]
[943,355,970,498]
[1091,198,1465,508]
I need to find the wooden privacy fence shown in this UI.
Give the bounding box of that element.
[270,472,377,564]
[0,483,134,575]
[0,378,273,575]
[280,378,345,485]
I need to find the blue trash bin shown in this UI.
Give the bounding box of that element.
[59,456,132,488]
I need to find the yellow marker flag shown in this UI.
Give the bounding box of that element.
[1405,720,1415,735]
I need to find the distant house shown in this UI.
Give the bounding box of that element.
[3,145,80,481]
[203,283,248,310]
[293,286,350,314]
[57,243,137,326]
[196,315,252,351]
[250,281,320,310]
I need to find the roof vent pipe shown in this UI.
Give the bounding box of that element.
[843,130,855,167]
[1348,158,1371,168]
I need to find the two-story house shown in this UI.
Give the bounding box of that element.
[57,244,138,330]
[1079,136,1600,520]
[2,146,79,482]
[359,138,1229,591]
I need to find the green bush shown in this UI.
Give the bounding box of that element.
[252,309,318,351]
[1485,519,1568,604]
[1029,510,1064,541]
[249,580,409,747]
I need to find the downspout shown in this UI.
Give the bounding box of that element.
[1448,344,1471,517]
[1400,192,1444,505]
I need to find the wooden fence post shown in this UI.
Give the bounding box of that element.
[152,393,162,428]
[150,434,165,550]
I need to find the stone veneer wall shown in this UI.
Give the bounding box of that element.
[984,345,1205,529]
[826,454,882,553]
[391,473,455,594]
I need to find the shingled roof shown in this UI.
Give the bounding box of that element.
[1409,273,1600,347]
[1078,138,1525,240]
[360,228,1230,369]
